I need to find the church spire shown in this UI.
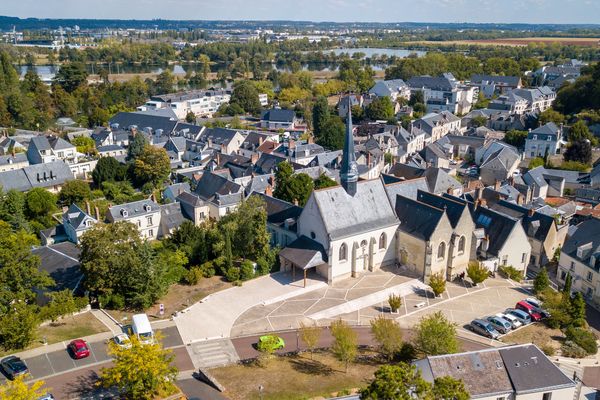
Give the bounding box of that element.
[341,97,358,196]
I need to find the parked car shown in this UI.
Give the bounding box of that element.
[132,314,154,345]
[37,395,54,400]
[516,301,543,322]
[68,339,90,359]
[507,308,532,325]
[258,335,285,350]
[487,316,512,334]
[524,297,551,318]
[497,312,522,329]
[469,319,500,339]
[0,356,28,380]
[113,333,131,349]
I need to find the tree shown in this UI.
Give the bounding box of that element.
[92,156,127,186]
[317,115,345,150]
[59,180,91,206]
[25,188,57,225]
[0,374,49,400]
[504,129,528,148]
[409,90,424,106]
[365,97,395,121]
[360,363,432,400]
[299,321,322,360]
[230,80,261,114]
[41,289,78,323]
[314,173,338,189]
[312,96,330,137]
[388,293,402,313]
[133,145,171,187]
[539,109,565,126]
[432,376,470,400]
[570,292,586,322]
[154,70,175,94]
[533,268,550,294]
[273,161,314,206]
[563,139,592,165]
[256,335,283,360]
[466,261,489,286]
[71,136,96,154]
[330,319,358,373]
[568,120,595,143]
[0,302,39,351]
[413,311,460,356]
[370,316,403,360]
[127,133,147,160]
[53,62,88,93]
[185,111,196,123]
[563,272,573,295]
[100,335,178,400]
[429,273,446,297]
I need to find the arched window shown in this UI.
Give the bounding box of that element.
[379,233,387,250]
[438,242,446,260]
[458,236,466,253]
[339,243,347,261]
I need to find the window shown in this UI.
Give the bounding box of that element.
[502,257,508,266]
[147,216,153,226]
[542,392,552,400]
[379,233,387,250]
[437,242,446,260]
[458,236,466,253]
[521,253,527,263]
[339,243,347,261]
[570,261,575,271]
[533,135,538,140]
[587,271,593,282]
[560,270,567,280]
[148,229,153,237]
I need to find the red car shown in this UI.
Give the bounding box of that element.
[68,339,90,359]
[516,301,542,322]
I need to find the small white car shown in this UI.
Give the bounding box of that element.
[112,333,131,349]
[497,312,522,329]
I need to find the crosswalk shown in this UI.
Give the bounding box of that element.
[188,339,240,368]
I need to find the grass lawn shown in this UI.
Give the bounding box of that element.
[502,323,564,353]
[106,276,232,323]
[210,350,382,400]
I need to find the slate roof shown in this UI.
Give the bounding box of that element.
[48,136,74,150]
[176,191,204,207]
[383,177,429,207]
[0,152,28,166]
[97,144,125,152]
[528,122,560,140]
[32,242,82,293]
[63,204,95,230]
[561,218,600,268]
[470,74,521,87]
[395,195,445,240]
[107,199,160,222]
[0,161,74,192]
[415,111,460,130]
[480,146,519,172]
[407,75,457,91]
[473,206,520,256]
[109,112,178,134]
[279,235,328,269]
[245,174,274,196]
[194,171,243,206]
[490,200,555,242]
[254,153,290,174]
[417,190,468,228]
[160,203,186,233]
[261,108,295,123]
[251,192,303,232]
[387,164,462,194]
[29,136,52,151]
[310,179,398,240]
[199,127,242,146]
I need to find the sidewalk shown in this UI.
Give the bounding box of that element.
[12,331,114,360]
[90,308,123,335]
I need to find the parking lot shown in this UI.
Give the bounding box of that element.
[0,325,183,385]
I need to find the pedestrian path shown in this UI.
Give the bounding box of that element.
[187,339,239,368]
[90,308,122,335]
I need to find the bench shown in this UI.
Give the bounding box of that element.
[415,301,426,308]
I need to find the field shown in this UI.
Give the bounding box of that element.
[211,350,382,400]
[413,37,600,47]
[502,323,563,354]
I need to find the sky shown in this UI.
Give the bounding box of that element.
[2,0,600,24]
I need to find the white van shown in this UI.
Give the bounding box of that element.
[131,314,154,345]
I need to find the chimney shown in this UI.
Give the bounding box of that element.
[367,152,372,167]
[289,139,296,150]
[251,153,259,164]
[517,193,525,205]
[447,187,453,194]
[94,206,100,221]
[494,180,501,191]
[207,137,213,148]
[474,187,482,201]
[86,201,91,215]
[265,185,273,197]
[307,135,314,144]
[216,152,221,166]
[258,136,264,146]
[528,207,535,217]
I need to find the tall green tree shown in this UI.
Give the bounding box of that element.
[127,133,147,160]
[331,319,358,373]
[59,180,92,206]
[92,156,128,186]
[133,145,171,187]
[317,115,345,150]
[370,316,403,361]
[563,139,592,165]
[312,96,330,137]
[53,62,88,93]
[365,97,395,121]
[230,80,261,114]
[273,161,314,206]
[413,311,460,356]
[533,268,550,294]
[360,363,432,400]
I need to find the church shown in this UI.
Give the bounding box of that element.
[279,105,400,284]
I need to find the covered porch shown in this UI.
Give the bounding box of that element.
[279,236,328,287]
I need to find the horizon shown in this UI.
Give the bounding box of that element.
[2,0,600,25]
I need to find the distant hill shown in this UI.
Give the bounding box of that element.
[1,16,599,32]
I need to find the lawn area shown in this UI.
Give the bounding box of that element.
[106,276,232,323]
[502,323,564,353]
[210,350,381,400]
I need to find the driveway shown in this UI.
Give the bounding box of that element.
[174,272,327,344]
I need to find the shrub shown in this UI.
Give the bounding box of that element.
[256,257,271,276]
[428,273,446,297]
[185,266,204,285]
[99,293,125,310]
[74,296,89,310]
[499,265,523,282]
[200,261,215,278]
[561,340,587,358]
[539,343,556,357]
[225,266,240,282]
[565,326,598,355]
[388,293,402,313]
[467,261,489,286]
[533,267,550,294]
[240,260,255,281]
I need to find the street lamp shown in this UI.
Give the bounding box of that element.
[258,384,264,400]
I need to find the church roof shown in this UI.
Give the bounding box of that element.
[311,179,398,240]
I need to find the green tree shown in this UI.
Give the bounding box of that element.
[314,173,338,189]
[539,109,565,126]
[133,145,171,187]
[231,80,261,114]
[504,130,528,149]
[534,268,550,294]
[528,157,545,169]
[71,136,96,154]
[0,302,39,351]
[330,319,358,373]
[429,273,446,297]
[413,311,460,356]
[0,374,49,400]
[388,293,402,313]
[563,139,592,165]
[360,363,432,400]
[466,262,489,286]
[570,292,586,322]
[365,97,395,121]
[185,111,196,123]
[41,289,78,323]
[299,321,322,360]
[53,62,88,93]
[568,120,594,143]
[92,156,127,186]
[312,96,330,137]
[25,188,57,228]
[127,133,147,160]
[432,376,470,400]
[317,115,345,150]
[154,70,175,94]
[100,335,178,400]
[563,272,573,295]
[59,180,92,206]
[0,189,29,231]
[273,161,314,206]
[370,316,403,361]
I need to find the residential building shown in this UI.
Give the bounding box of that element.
[62,203,97,244]
[388,163,463,196]
[252,192,302,248]
[469,74,522,97]
[0,152,29,172]
[490,87,556,115]
[414,344,576,400]
[27,135,78,165]
[193,171,244,219]
[407,74,476,114]
[260,108,298,130]
[524,122,563,158]
[479,144,520,186]
[0,161,74,193]
[109,112,178,136]
[138,90,232,119]
[177,191,209,226]
[412,111,461,142]
[106,199,162,240]
[395,126,426,158]
[368,79,410,102]
[523,166,587,199]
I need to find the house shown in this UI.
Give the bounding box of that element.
[251,192,302,248]
[388,163,463,196]
[419,143,450,169]
[27,135,78,165]
[97,144,126,159]
[106,199,162,240]
[237,131,278,158]
[337,94,364,118]
[395,191,474,282]
[369,79,410,102]
[177,191,209,226]
[32,242,84,297]
[490,200,568,269]
[395,126,426,158]
[490,87,556,115]
[557,218,600,304]
[414,344,576,400]
[479,145,520,186]
[62,203,97,244]
[109,112,178,136]
[469,74,522,98]
[0,136,25,155]
[260,109,298,130]
[473,204,532,273]
[138,89,232,119]
[412,111,461,142]
[198,127,245,155]
[0,161,74,193]
[158,202,186,238]
[0,152,29,172]
[523,166,587,199]
[407,74,476,114]
[524,122,563,158]
[193,171,244,219]
[437,134,486,161]
[163,182,190,202]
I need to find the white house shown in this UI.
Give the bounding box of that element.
[106,199,162,240]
